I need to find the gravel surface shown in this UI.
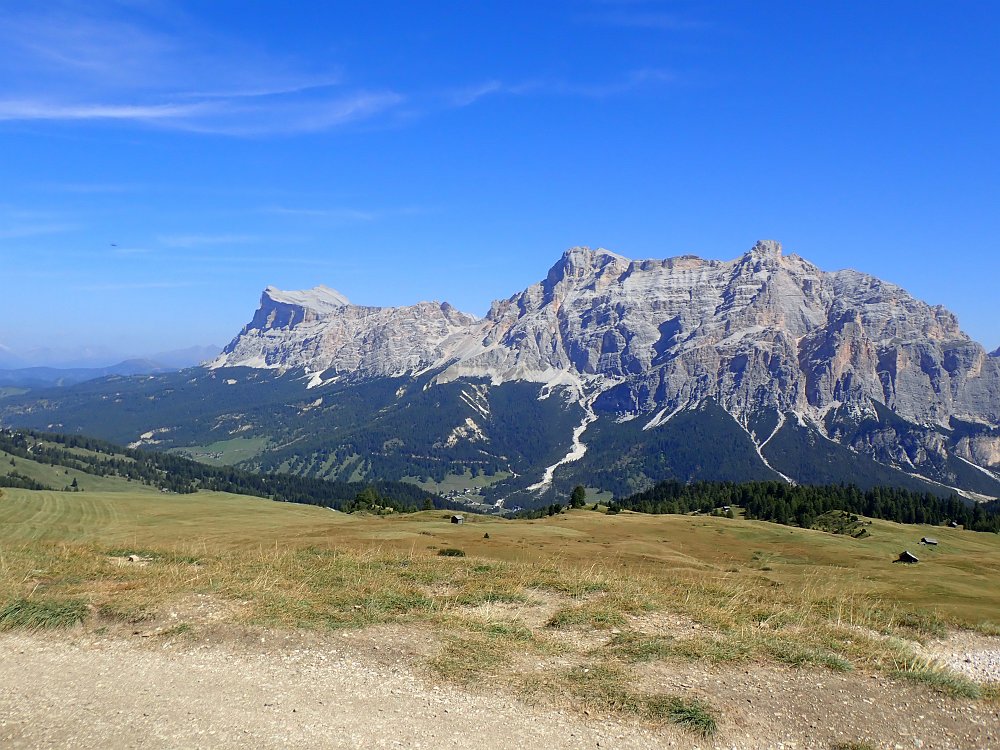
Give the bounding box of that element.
[1,629,998,750]
[925,632,1000,684]
[0,631,674,750]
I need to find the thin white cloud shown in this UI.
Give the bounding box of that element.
[0,99,209,122]
[0,5,400,136]
[447,68,677,106]
[0,4,681,136]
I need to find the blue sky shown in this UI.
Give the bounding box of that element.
[1,0,997,365]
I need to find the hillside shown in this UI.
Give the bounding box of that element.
[0,487,998,747]
[0,428,446,513]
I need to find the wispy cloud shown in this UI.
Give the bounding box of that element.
[447,68,677,107]
[0,3,685,137]
[0,99,209,123]
[0,205,79,240]
[0,4,402,136]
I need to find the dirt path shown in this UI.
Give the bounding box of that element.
[0,631,671,750]
[1,629,998,750]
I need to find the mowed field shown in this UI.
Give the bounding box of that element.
[2,487,999,625]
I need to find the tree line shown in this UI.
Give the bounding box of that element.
[614,480,1000,533]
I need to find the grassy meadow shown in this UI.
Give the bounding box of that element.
[1,484,998,733]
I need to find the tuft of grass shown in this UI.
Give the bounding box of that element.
[546,604,626,630]
[830,743,877,750]
[606,633,679,662]
[0,597,88,630]
[645,695,718,737]
[893,665,982,699]
[892,609,948,638]
[565,664,717,736]
[437,548,466,557]
[766,640,853,672]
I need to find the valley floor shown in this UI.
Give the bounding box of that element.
[1,626,997,750]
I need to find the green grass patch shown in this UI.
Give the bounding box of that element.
[546,604,627,630]
[645,695,718,737]
[893,665,982,699]
[565,664,718,736]
[0,597,88,630]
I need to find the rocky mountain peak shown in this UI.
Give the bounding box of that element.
[749,238,782,258]
[546,246,630,287]
[263,284,350,310]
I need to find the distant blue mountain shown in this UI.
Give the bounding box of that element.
[0,359,173,389]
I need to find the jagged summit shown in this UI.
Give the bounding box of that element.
[264,284,351,310]
[215,238,999,445]
[214,284,478,375]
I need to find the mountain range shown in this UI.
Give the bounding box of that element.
[2,241,998,508]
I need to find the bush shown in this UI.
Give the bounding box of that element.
[438,548,466,557]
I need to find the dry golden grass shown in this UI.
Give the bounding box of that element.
[2,487,999,731]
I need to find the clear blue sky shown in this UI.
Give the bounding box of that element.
[1,0,997,364]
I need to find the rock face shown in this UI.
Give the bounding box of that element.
[437,241,1000,432]
[213,241,1000,486]
[213,285,478,377]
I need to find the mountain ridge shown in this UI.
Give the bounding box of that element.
[3,241,998,506]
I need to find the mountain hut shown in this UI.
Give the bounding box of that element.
[894,550,919,564]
